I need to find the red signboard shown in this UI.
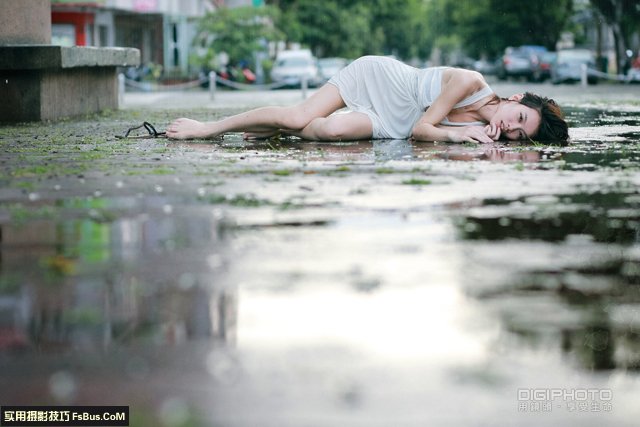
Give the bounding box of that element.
[133,0,158,12]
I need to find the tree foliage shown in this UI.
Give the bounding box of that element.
[589,0,640,72]
[268,0,576,60]
[268,0,428,58]
[425,0,573,58]
[194,6,283,68]
[196,0,634,67]
[272,0,380,58]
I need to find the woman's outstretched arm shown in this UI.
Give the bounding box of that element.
[411,70,494,143]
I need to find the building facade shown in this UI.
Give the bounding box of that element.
[51,0,220,77]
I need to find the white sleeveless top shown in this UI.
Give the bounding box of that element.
[425,67,493,127]
[328,56,494,139]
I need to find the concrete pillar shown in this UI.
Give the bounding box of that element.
[0,0,139,122]
[0,46,139,122]
[0,0,51,45]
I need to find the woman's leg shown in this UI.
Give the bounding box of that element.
[287,112,373,141]
[167,84,346,140]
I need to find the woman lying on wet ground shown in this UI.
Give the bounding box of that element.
[167,55,569,144]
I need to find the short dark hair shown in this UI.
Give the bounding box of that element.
[519,92,569,142]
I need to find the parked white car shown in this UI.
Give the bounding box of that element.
[270,50,321,88]
[551,49,598,84]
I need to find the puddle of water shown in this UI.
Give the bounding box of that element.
[455,238,640,373]
[454,191,640,244]
[450,186,640,377]
[0,199,231,353]
[1,106,640,425]
[566,106,640,128]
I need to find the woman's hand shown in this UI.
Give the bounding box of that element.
[449,126,495,144]
[484,123,502,141]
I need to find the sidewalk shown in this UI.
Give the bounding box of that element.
[122,88,314,110]
[122,80,640,111]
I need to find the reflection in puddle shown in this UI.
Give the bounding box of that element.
[189,138,545,164]
[462,256,640,372]
[455,192,640,244]
[0,201,235,353]
[566,106,640,128]
[452,190,640,373]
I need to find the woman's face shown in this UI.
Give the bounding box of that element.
[490,96,541,141]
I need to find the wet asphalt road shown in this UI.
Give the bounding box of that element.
[0,80,639,426]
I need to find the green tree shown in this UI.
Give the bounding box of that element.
[422,0,461,61]
[193,6,283,69]
[420,0,573,60]
[266,0,574,62]
[343,2,385,58]
[590,0,640,73]
[370,0,424,58]
[271,0,384,58]
[450,0,573,58]
[267,0,432,60]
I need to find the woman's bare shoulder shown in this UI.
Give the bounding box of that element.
[442,68,486,90]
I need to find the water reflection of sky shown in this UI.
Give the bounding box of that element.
[233,216,487,363]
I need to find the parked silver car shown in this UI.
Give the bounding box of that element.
[270,50,321,88]
[531,51,557,82]
[497,45,547,81]
[551,49,597,84]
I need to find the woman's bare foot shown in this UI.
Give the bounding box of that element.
[167,118,215,140]
[243,129,281,140]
